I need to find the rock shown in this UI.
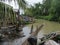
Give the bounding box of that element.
[44,40,59,45]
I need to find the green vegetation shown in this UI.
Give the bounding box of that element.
[17,0,27,9]
[24,0,60,23]
[0,0,28,26]
[15,0,27,26]
[0,2,16,26]
[0,0,27,40]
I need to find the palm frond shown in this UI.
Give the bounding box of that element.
[17,0,27,9]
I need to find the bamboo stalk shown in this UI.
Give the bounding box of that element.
[22,24,44,45]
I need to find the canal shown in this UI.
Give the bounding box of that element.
[0,19,60,45]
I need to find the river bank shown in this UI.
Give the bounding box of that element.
[0,19,60,45]
[34,19,60,34]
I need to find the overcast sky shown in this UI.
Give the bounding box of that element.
[3,0,43,9]
[2,0,43,14]
[20,0,43,14]
[12,0,43,9]
[25,0,43,6]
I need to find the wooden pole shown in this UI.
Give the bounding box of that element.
[34,24,44,36]
[30,24,33,34]
[22,24,44,45]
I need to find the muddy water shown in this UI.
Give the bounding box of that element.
[0,26,31,45]
[0,19,60,45]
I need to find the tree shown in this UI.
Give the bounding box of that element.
[15,0,27,25]
[42,0,52,15]
[17,0,26,9]
[22,0,60,22]
[49,0,60,21]
[24,3,43,18]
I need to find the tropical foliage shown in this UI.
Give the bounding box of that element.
[0,0,27,26]
[24,0,60,23]
[17,0,27,9]
[0,2,16,26]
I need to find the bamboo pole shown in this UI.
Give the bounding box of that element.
[30,24,33,34]
[22,24,44,45]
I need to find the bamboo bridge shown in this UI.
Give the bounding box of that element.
[22,24,44,45]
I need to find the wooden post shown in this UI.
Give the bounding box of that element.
[30,24,33,34]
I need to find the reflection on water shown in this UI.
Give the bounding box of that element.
[23,27,31,36]
[0,26,31,45]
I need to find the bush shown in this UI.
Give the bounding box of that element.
[44,14,54,21]
[58,17,60,23]
[36,15,54,21]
